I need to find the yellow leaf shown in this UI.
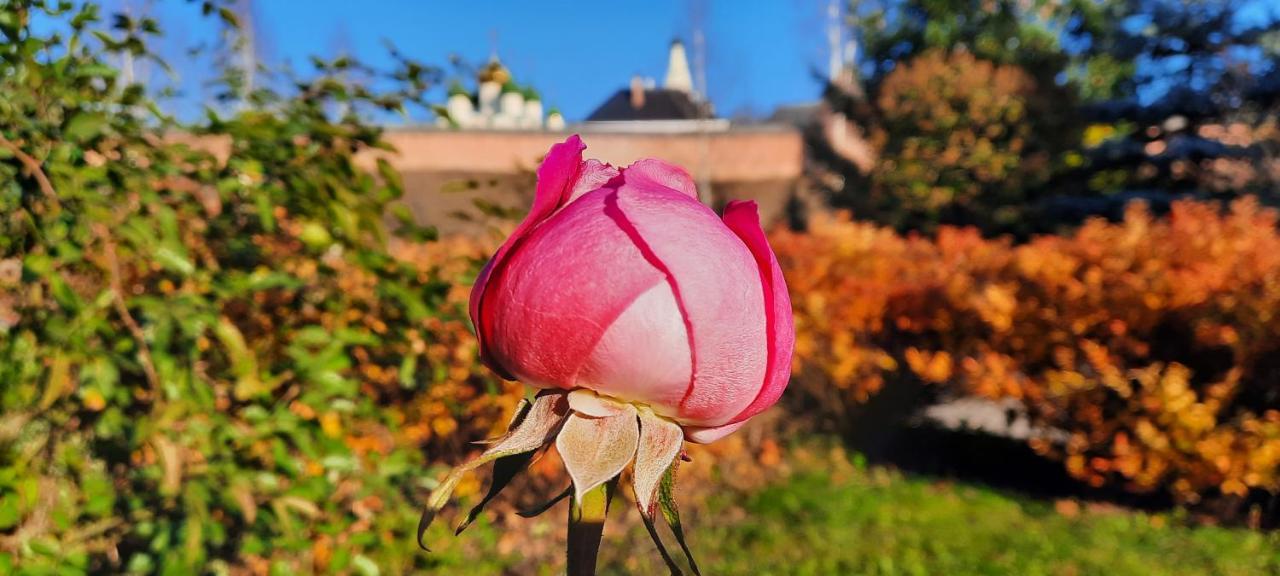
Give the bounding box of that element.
[320,412,342,439]
[40,354,73,410]
[83,388,106,412]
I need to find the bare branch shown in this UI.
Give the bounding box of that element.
[0,134,61,210]
[98,226,162,391]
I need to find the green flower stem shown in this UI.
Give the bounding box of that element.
[567,480,615,576]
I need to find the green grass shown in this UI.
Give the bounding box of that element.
[421,440,1280,575]
[597,451,1280,576]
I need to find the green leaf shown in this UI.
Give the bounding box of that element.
[398,355,417,389]
[376,157,403,199]
[0,494,20,530]
[216,7,240,28]
[213,318,264,400]
[351,554,380,576]
[64,111,107,143]
[153,246,195,276]
[39,354,73,410]
[72,64,118,79]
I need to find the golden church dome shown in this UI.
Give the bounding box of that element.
[477,59,511,85]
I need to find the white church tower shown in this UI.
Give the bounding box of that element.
[663,40,695,93]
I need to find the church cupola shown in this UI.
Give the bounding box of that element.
[663,39,694,94]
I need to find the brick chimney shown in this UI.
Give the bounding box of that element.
[630,76,646,109]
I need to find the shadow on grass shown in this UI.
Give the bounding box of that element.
[826,376,1179,511]
[806,375,1280,528]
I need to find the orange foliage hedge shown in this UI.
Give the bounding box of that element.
[388,235,525,457]
[774,198,1280,502]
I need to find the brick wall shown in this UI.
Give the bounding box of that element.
[380,127,803,182]
[169,127,807,235]
[380,127,805,235]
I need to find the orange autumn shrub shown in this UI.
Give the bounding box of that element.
[774,198,1280,502]
[389,235,527,458]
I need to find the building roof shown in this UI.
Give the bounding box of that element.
[585,88,713,122]
[768,102,822,127]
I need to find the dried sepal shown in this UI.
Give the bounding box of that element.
[472,396,533,445]
[633,408,684,518]
[417,391,570,550]
[556,404,639,503]
[455,449,537,535]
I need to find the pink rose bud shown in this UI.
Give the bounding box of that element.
[421,136,794,573]
[470,135,795,443]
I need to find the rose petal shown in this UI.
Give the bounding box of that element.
[471,135,589,377]
[565,159,621,205]
[682,420,746,444]
[720,200,794,426]
[609,185,767,426]
[484,188,665,389]
[576,281,692,411]
[620,158,698,199]
[567,389,630,418]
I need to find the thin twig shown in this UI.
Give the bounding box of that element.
[99,226,161,391]
[62,518,124,546]
[0,134,61,209]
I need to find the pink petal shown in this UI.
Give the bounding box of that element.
[471,135,588,377]
[620,158,698,199]
[567,389,631,418]
[610,183,768,427]
[576,281,693,415]
[483,188,665,390]
[683,420,746,444]
[565,159,621,205]
[720,201,794,425]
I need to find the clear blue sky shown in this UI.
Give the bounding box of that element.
[140,0,836,122]
[101,0,1279,122]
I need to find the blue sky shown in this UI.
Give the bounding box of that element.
[93,0,1280,122]
[137,0,836,122]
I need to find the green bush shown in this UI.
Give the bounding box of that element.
[866,49,1079,234]
[0,2,518,573]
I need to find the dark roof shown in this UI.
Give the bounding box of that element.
[768,102,821,127]
[585,88,713,122]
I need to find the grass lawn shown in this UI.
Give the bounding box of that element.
[596,449,1280,575]
[424,439,1280,575]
